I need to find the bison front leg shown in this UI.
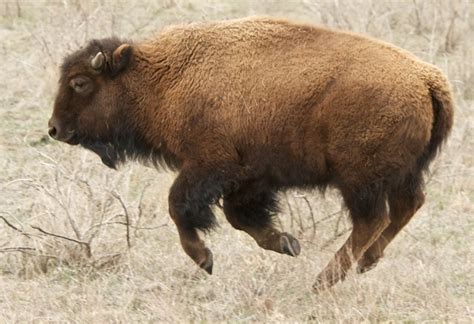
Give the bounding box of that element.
[168,167,223,274]
[223,189,301,257]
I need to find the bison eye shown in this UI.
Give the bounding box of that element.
[70,76,92,95]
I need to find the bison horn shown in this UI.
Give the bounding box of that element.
[91,52,105,70]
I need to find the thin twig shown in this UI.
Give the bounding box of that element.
[0,247,37,253]
[315,210,343,226]
[0,215,32,238]
[32,181,82,240]
[321,228,351,250]
[412,0,423,34]
[87,193,116,244]
[0,178,34,190]
[295,198,304,234]
[112,192,132,249]
[0,215,22,232]
[92,253,122,270]
[285,193,294,230]
[31,225,91,257]
[88,220,168,231]
[135,183,152,236]
[333,211,344,239]
[300,196,316,238]
[444,8,459,52]
[402,228,420,242]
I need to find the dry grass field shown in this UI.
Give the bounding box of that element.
[0,0,473,322]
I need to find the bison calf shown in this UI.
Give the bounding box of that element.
[48,17,453,290]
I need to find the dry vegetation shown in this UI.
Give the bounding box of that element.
[0,0,473,322]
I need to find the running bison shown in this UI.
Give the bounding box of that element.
[48,17,454,290]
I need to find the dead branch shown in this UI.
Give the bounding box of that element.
[333,210,344,239]
[0,215,32,238]
[402,228,420,242]
[135,183,152,236]
[87,220,168,231]
[315,209,343,226]
[0,215,22,232]
[0,247,37,253]
[31,225,91,257]
[112,192,132,248]
[86,193,117,244]
[412,0,423,34]
[92,253,122,270]
[299,196,316,238]
[285,192,295,230]
[444,8,460,52]
[321,228,352,250]
[32,181,82,240]
[294,196,304,234]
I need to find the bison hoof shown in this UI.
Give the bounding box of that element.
[356,256,380,274]
[312,272,345,292]
[199,247,213,275]
[312,277,328,293]
[280,233,301,257]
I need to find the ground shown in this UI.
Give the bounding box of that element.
[0,0,473,321]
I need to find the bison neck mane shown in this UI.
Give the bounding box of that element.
[79,117,179,171]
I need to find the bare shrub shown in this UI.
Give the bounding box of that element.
[0,0,472,321]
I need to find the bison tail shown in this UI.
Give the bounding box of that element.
[418,69,455,174]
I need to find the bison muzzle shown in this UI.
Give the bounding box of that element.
[48,17,454,290]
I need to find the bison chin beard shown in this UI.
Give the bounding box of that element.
[80,140,121,169]
[76,125,180,171]
[76,114,142,168]
[77,127,132,170]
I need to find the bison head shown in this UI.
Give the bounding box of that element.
[48,38,134,168]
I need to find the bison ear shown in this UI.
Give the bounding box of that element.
[109,43,133,76]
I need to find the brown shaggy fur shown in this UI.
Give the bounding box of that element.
[48,17,454,290]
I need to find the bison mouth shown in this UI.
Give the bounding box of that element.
[65,133,80,145]
[48,127,80,145]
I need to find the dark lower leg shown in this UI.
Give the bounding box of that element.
[223,191,301,257]
[168,168,224,274]
[227,214,301,256]
[173,218,214,274]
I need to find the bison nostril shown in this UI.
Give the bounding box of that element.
[48,126,57,138]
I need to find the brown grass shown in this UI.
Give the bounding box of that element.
[0,0,473,321]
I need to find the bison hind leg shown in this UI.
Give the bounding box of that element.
[357,174,425,274]
[313,182,390,290]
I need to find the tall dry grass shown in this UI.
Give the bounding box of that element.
[0,0,473,321]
